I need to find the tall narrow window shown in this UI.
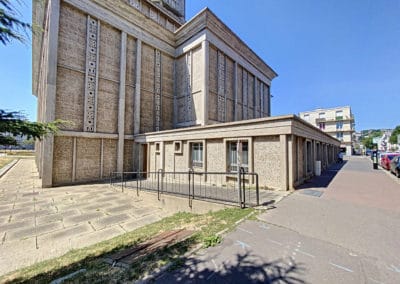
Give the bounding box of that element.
[191,142,203,168]
[228,141,249,172]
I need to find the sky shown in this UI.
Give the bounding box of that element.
[1,0,399,131]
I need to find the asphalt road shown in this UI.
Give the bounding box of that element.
[157,157,400,283]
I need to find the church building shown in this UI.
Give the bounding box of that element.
[33,0,340,190]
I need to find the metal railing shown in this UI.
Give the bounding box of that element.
[110,168,259,208]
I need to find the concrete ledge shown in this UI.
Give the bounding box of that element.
[0,159,19,178]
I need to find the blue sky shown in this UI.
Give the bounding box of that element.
[1,0,399,130]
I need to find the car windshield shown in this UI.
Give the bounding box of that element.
[387,154,399,160]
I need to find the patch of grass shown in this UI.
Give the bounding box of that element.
[0,157,15,169]
[203,235,222,248]
[0,208,254,283]
[0,150,35,157]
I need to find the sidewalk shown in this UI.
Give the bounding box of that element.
[0,159,166,275]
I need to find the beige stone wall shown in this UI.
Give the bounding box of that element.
[140,43,155,133]
[162,53,174,130]
[103,139,118,177]
[124,35,137,135]
[55,4,86,131]
[97,23,120,134]
[52,137,73,184]
[123,140,134,171]
[253,136,281,189]
[75,138,101,181]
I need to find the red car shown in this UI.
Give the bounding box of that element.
[381,153,400,170]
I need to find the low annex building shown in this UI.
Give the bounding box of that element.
[33,0,340,190]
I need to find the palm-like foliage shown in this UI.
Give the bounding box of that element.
[0,0,31,45]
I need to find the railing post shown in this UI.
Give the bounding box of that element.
[238,168,242,208]
[157,169,161,201]
[255,173,259,206]
[188,168,193,208]
[121,173,124,193]
[240,167,245,208]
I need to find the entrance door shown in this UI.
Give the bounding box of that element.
[142,144,148,178]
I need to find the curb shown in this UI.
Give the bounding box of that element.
[0,159,18,178]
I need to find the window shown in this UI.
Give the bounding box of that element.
[336,132,344,141]
[304,114,310,121]
[336,121,343,130]
[174,141,182,154]
[191,142,203,167]
[319,112,325,119]
[319,122,325,130]
[335,110,343,120]
[155,142,161,153]
[228,141,249,172]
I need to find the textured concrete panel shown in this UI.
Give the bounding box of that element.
[253,136,282,189]
[97,79,119,133]
[53,136,73,184]
[76,138,101,181]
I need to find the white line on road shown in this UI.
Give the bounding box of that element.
[212,259,218,270]
[388,264,400,273]
[235,240,251,249]
[238,227,254,235]
[295,249,315,258]
[329,262,353,273]
[265,238,283,246]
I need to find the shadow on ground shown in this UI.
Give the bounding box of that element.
[157,251,306,284]
[296,161,347,190]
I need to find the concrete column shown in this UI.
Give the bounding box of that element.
[202,40,209,125]
[133,39,142,134]
[288,135,294,190]
[72,137,77,182]
[233,62,238,121]
[100,138,104,178]
[42,0,60,188]
[117,32,127,173]
[280,134,289,191]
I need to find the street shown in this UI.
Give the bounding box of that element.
[157,156,400,283]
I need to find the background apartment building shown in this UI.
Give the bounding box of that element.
[299,106,355,155]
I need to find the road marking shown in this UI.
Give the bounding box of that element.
[259,224,269,230]
[295,249,315,258]
[329,262,353,273]
[388,264,400,273]
[211,259,218,270]
[235,240,251,249]
[238,227,253,235]
[265,238,283,246]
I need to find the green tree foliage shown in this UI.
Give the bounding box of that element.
[0,110,64,146]
[390,126,400,144]
[361,130,382,149]
[0,0,31,45]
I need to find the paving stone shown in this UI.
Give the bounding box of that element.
[93,196,122,203]
[77,203,114,212]
[70,226,125,249]
[132,207,160,217]
[92,213,132,230]
[105,204,135,214]
[63,212,104,226]
[7,221,64,241]
[38,223,93,243]
[36,209,80,225]
[0,204,13,211]
[0,207,29,218]
[0,219,34,234]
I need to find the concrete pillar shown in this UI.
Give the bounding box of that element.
[117,32,127,173]
[72,137,77,182]
[233,62,238,121]
[133,39,142,134]
[288,135,295,190]
[280,134,289,191]
[42,0,60,188]
[202,40,209,125]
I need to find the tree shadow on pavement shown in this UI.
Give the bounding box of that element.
[296,161,347,190]
[157,251,306,284]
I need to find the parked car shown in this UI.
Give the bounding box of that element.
[381,153,400,170]
[389,156,400,177]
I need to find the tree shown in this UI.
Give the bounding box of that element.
[390,126,400,145]
[0,110,64,147]
[0,0,31,45]
[361,131,382,150]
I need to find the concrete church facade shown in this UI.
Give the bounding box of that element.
[33,0,340,190]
